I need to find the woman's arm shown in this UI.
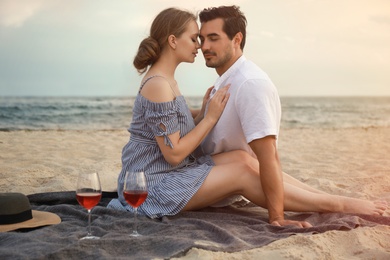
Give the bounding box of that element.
[157,86,229,165]
[141,79,229,166]
[193,86,213,125]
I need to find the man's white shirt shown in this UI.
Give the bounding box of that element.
[201,55,281,157]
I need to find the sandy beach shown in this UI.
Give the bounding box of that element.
[1,127,389,259]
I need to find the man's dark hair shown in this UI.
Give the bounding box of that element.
[199,5,247,50]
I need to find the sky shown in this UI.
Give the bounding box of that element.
[0,0,389,97]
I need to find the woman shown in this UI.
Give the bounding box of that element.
[107,7,237,220]
[108,8,387,226]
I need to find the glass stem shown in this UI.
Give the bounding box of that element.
[87,209,92,236]
[133,207,138,234]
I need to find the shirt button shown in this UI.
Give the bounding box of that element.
[211,89,216,94]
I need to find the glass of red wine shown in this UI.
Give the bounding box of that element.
[76,172,102,240]
[123,171,148,237]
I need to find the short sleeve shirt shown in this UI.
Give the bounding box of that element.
[201,56,281,156]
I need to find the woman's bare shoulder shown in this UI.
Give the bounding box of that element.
[140,76,174,103]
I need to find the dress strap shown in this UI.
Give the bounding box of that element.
[140,75,177,97]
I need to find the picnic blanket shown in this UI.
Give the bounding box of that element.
[0,191,389,259]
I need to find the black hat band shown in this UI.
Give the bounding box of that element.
[0,210,33,225]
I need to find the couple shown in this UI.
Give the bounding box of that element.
[108,6,387,227]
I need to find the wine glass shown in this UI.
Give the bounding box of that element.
[76,172,102,240]
[123,171,148,237]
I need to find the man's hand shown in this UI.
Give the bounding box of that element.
[249,137,285,226]
[250,136,312,229]
[271,219,312,228]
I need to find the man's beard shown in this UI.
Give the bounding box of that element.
[204,49,233,68]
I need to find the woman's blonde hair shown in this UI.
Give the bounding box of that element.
[133,8,196,74]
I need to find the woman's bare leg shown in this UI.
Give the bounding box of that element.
[184,151,388,215]
[213,150,328,194]
[183,161,263,210]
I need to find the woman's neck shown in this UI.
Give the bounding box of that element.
[145,60,179,94]
[148,60,177,86]
[149,50,179,78]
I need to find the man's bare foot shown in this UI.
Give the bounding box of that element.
[341,198,388,215]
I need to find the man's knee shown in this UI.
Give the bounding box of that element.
[231,150,257,169]
[229,150,251,161]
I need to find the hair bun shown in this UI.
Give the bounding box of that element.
[133,36,161,74]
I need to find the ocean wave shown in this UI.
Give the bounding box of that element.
[1,96,389,131]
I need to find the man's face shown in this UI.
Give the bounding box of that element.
[199,18,234,72]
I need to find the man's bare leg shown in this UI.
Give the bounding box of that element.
[282,171,328,195]
[205,150,388,215]
[282,182,388,215]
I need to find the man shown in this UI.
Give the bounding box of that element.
[198,5,303,227]
[194,6,387,226]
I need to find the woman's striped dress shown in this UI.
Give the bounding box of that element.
[107,82,214,219]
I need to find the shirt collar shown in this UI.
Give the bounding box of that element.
[213,55,246,91]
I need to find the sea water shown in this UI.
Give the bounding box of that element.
[0,96,389,131]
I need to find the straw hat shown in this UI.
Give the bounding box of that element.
[0,193,61,232]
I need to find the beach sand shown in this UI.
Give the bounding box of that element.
[1,127,389,259]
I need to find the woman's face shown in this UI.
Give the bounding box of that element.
[175,20,200,63]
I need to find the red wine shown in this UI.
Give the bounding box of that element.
[76,192,102,210]
[123,191,148,208]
